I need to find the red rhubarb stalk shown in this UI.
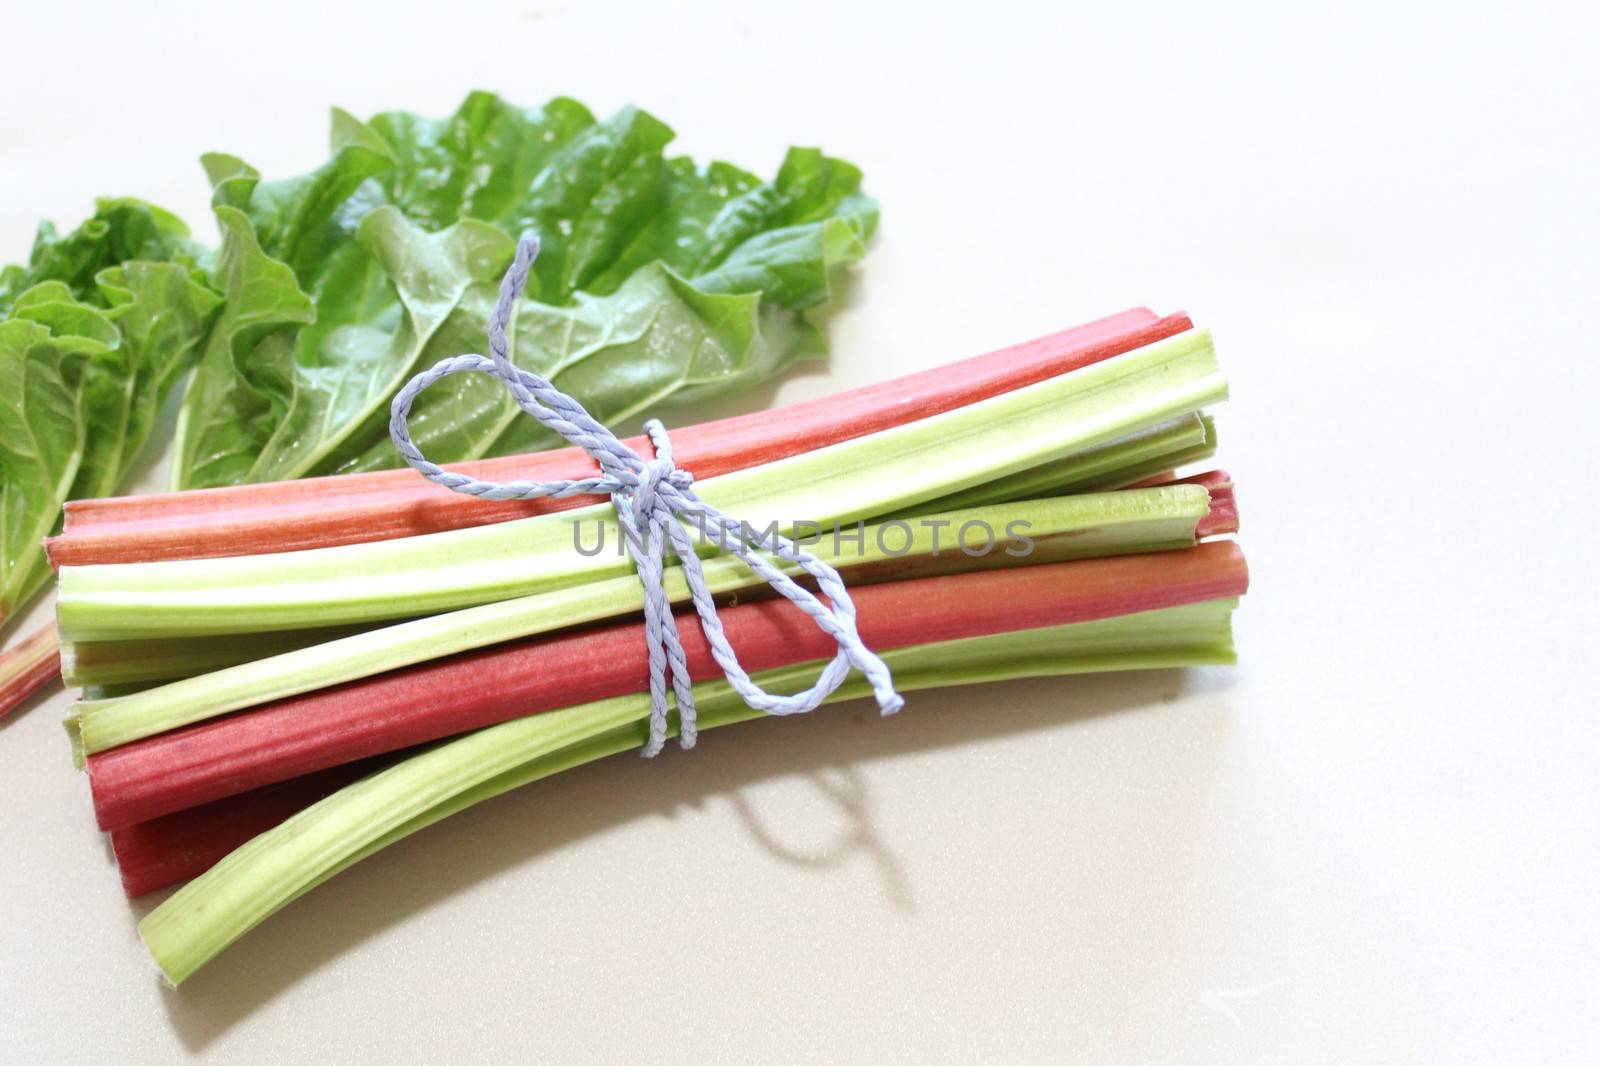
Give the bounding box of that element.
[47,310,1192,567]
[0,623,61,721]
[1141,469,1238,538]
[87,542,1247,831]
[108,760,380,898]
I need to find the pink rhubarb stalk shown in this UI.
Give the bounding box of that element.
[0,623,61,721]
[108,760,380,898]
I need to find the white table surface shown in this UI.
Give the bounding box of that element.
[3,1,1596,1062]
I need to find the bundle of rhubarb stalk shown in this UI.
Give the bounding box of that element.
[46,307,1245,984]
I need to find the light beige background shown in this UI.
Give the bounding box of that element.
[3,1,1596,1062]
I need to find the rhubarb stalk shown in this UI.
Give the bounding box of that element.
[48,310,1192,567]
[0,622,59,720]
[71,487,1224,755]
[87,543,1247,830]
[5,312,1196,714]
[139,586,1244,985]
[112,597,1238,898]
[57,328,1227,641]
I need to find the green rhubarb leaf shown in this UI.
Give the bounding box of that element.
[0,198,206,315]
[170,91,877,488]
[321,208,826,472]
[0,290,110,617]
[172,173,506,486]
[84,262,223,495]
[0,200,221,627]
[170,138,398,488]
[169,206,317,489]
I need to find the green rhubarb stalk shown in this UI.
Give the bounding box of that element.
[59,421,1219,690]
[909,413,1215,516]
[71,487,1212,755]
[57,327,1226,642]
[59,623,370,688]
[140,597,1239,985]
[1067,414,1219,493]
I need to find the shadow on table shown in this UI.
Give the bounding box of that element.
[152,666,1207,1050]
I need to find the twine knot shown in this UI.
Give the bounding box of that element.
[389,236,903,756]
